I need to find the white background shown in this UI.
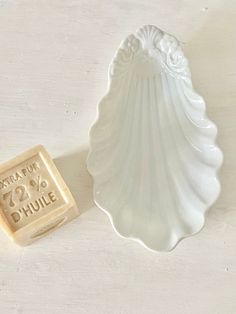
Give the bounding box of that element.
[0,1,235,313]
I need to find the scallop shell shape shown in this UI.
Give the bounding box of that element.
[87,25,223,252]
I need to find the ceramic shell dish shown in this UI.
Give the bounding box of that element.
[87,25,223,252]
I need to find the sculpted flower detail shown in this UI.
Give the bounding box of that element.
[110,35,140,78]
[158,33,190,79]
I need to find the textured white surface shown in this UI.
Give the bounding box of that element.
[0,0,235,313]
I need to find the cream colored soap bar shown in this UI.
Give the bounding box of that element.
[0,145,79,246]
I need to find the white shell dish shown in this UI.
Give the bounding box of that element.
[87,25,223,252]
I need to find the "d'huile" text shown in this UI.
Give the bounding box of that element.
[11,191,57,223]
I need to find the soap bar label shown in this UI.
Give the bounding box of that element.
[0,154,65,231]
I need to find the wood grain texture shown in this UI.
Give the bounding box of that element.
[0,1,235,313]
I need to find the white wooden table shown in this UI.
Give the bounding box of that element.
[0,1,235,313]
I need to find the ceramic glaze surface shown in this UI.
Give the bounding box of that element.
[87,25,223,252]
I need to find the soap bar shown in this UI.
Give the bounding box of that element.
[0,145,79,246]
